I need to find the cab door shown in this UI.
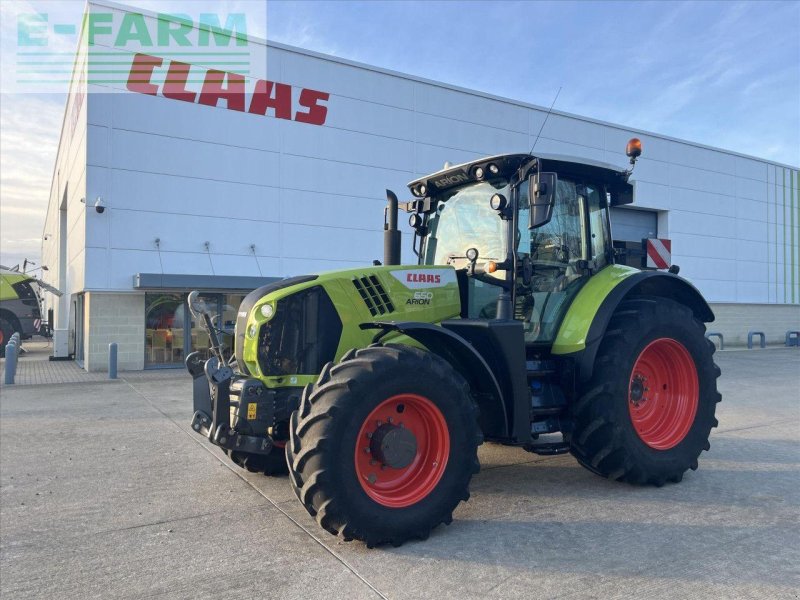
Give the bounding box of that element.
[515,177,601,344]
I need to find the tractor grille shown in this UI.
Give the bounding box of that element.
[353,275,395,316]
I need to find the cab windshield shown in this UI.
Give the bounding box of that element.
[422,181,509,265]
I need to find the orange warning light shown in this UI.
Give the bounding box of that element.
[626,137,643,159]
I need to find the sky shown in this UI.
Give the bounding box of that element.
[1,0,798,271]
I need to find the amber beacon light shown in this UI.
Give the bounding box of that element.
[626,137,643,164]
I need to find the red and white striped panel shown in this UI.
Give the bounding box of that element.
[646,238,671,269]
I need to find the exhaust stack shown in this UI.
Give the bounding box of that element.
[384,189,401,265]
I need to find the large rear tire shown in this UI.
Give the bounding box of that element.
[569,296,721,486]
[286,345,482,547]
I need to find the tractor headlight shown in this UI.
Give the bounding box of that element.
[260,304,275,319]
[489,193,507,211]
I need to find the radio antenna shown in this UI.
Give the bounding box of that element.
[530,86,562,154]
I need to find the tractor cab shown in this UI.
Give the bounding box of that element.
[404,152,635,344]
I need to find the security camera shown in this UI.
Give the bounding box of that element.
[94,198,106,214]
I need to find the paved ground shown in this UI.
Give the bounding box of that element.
[1,349,798,599]
[0,340,184,386]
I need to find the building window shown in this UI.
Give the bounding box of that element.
[144,291,248,367]
[145,293,185,367]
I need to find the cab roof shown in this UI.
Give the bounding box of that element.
[408,152,634,205]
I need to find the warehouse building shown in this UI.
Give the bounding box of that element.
[40,0,799,371]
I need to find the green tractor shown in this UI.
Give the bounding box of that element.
[0,267,57,356]
[187,139,721,547]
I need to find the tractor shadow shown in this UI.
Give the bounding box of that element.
[382,437,799,587]
[404,512,798,589]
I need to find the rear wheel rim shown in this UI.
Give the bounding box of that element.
[628,338,699,450]
[355,393,450,508]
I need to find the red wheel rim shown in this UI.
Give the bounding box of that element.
[355,393,450,508]
[629,338,699,450]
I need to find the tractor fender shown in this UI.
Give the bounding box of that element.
[361,321,509,438]
[556,268,714,382]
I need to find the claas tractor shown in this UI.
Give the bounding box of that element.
[0,267,58,356]
[186,139,721,547]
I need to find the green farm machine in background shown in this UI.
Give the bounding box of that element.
[0,267,59,356]
[187,139,721,547]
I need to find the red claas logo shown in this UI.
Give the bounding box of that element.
[391,268,455,289]
[406,273,441,284]
[127,53,329,126]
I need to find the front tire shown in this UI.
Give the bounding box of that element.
[569,296,721,486]
[286,345,482,547]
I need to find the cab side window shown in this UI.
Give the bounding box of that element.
[518,178,587,273]
[530,179,586,267]
[585,183,610,269]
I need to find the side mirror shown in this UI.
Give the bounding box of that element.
[528,172,557,229]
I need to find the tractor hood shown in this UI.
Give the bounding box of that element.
[235,265,461,383]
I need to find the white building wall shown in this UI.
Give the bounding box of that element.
[49,1,798,319]
[40,40,89,357]
[76,5,798,308]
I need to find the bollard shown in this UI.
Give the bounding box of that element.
[705,332,724,351]
[786,331,800,347]
[4,341,18,384]
[747,331,766,349]
[108,342,118,379]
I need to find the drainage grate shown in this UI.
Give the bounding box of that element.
[352,275,395,316]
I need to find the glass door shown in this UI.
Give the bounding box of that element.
[145,293,186,368]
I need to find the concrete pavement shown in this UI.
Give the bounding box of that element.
[1,349,798,599]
